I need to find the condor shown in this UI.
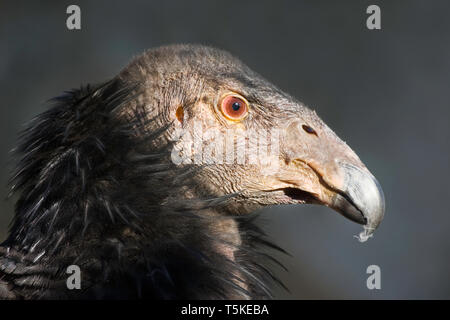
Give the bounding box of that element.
[0,44,384,299]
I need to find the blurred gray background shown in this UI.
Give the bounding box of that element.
[1,0,449,299]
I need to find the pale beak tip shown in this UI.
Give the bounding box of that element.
[335,162,385,241]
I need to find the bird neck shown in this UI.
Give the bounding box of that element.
[2,80,285,298]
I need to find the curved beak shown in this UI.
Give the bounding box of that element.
[330,162,385,240]
[278,119,385,241]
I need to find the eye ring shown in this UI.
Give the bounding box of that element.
[218,93,249,121]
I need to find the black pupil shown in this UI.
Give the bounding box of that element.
[232,102,241,111]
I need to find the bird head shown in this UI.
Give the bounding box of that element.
[119,45,385,240]
[3,44,386,299]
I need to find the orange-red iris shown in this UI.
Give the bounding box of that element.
[220,95,248,120]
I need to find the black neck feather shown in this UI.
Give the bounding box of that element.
[1,80,286,299]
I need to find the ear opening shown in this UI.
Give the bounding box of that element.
[176,105,184,124]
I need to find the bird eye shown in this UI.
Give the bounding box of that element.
[302,124,317,136]
[219,94,249,121]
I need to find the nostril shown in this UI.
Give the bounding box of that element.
[302,124,318,136]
